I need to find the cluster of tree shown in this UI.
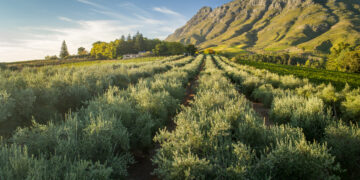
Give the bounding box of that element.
[326,42,360,73]
[233,42,360,73]
[235,53,325,68]
[49,33,197,61]
[90,32,157,60]
[153,42,196,56]
[44,55,59,60]
[90,32,197,59]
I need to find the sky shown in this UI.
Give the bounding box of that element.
[0,0,231,62]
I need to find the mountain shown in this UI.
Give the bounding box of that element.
[166,0,360,54]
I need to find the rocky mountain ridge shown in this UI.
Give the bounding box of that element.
[166,0,360,54]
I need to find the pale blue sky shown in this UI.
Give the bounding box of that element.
[0,0,231,62]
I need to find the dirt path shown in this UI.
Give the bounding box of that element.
[127,149,158,180]
[251,102,272,126]
[127,59,205,180]
[182,63,204,107]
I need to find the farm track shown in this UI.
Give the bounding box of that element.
[127,58,206,180]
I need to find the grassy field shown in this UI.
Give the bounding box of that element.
[59,57,166,67]
[236,60,360,90]
[1,56,167,69]
[211,45,248,55]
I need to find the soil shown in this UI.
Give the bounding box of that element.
[127,149,158,180]
[127,59,205,180]
[182,62,203,107]
[251,102,272,126]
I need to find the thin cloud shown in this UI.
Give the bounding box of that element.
[134,14,164,25]
[58,16,74,22]
[91,9,132,21]
[77,0,106,10]
[118,2,151,16]
[153,7,182,17]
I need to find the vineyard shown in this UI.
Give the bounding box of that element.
[236,60,360,90]
[0,55,359,179]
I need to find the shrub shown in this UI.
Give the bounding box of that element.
[131,87,178,130]
[0,91,15,123]
[82,115,131,162]
[296,83,318,98]
[324,121,360,179]
[153,151,213,180]
[341,89,360,123]
[279,75,305,89]
[270,95,332,141]
[0,143,112,179]
[254,139,341,180]
[251,84,291,107]
[85,86,154,150]
[240,76,263,96]
[11,120,59,156]
[316,83,340,116]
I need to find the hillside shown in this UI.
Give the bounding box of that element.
[166,0,360,54]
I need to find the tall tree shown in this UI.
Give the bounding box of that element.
[134,32,145,52]
[60,40,70,59]
[326,42,352,72]
[77,47,87,55]
[121,35,126,41]
[153,43,168,56]
[186,44,197,56]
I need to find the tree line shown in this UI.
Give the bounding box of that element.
[326,42,360,73]
[51,32,197,61]
[233,53,325,68]
[233,42,360,73]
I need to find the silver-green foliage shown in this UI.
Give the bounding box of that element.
[251,84,292,107]
[154,56,339,179]
[8,55,204,178]
[220,56,360,124]
[255,138,341,180]
[270,95,332,140]
[341,88,360,123]
[0,143,112,180]
[0,56,187,130]
[324,121,360,179]
[154,56,256,179]
[0,91,15,123]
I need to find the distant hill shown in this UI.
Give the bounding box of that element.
[166,0,360,54]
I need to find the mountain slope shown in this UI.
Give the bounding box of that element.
[166,0,360,54]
